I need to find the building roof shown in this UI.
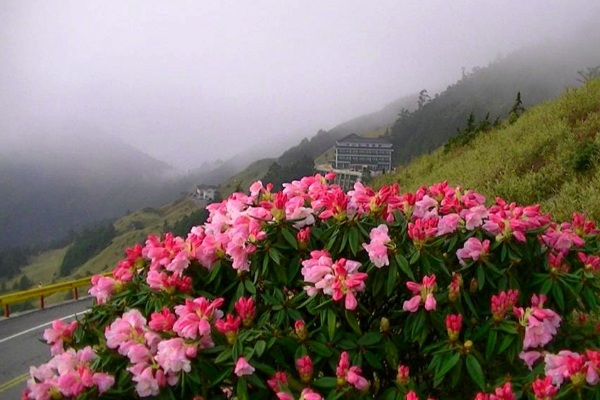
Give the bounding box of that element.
[336,133,392,145]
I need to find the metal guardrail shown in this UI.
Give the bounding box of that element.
[0,272,111,317]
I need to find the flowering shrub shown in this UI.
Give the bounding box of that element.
[25,174,600,400]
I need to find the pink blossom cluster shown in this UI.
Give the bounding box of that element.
[42,319,77,356]
[403,275,437,312]
[336,351,368,390]
[362,224,392,267]
[266,370,323,399]
[474,381,516,400]
[301,250,367,310]
[514,294,561,350]
[23,347,114,400]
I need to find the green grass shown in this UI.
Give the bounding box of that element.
[2,196,202,298]
[373,78,600,222]
[219,158,275,197]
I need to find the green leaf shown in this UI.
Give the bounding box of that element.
[327,309,336,341]
[255,340,266,357]
[364,351,383,369]
[465,354,485,390]
[386,262,399,296]
[477,265,485,290]
[214,348,233,364]
[345,310,362,335]
[485,329,497,361]
[243,279,256,295]
[348,228,359,256]
[551,282,565,312]
[281,228,298,248]
[236,378,249,400]
[434,352,460,385]
[268,248,282,265]
[313,377,338,389]
[358,331,382,347]
[394,253,415,280]
[409,250,421,265]
[309,340,333,357]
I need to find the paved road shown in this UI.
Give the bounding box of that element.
[0,299,93,399]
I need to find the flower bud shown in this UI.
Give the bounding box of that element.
[445,314,462,342]
[396,364,410,385]
[469,278,478,293]
[464,340,473,352]
[295,320,308,341]
[296,355,313,383]
[380,317,390,333]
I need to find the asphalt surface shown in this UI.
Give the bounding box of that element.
[0,298,93,399]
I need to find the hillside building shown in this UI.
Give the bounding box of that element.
[334,134,393,172]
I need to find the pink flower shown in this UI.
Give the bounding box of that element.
[456,237,490,266]
[43,319,77,355]
[403,275,437,312]
[155,338,193,374]
[336,352,368,390]
[234,357,255,377]
[519,351,542,370]
[397,364,410,385]
[234,297,256,327]
[300,388,322,400]
[491,290,519,322]
[104,309,148,356]
[531,376,559,400]
[267,371,288,392]
[489,382,515,400]
[128,363,163,397]
[406,391,420,400]
[362,224,391,268]
[516,295,562,350]
[296,355,313,383]
[173,297,224,343]
[437,213,461,236]
[460,205,488,230]
[544,350,584,386]
[445,314,462,342]
[149,307,176,332]
[215,314,241,344]
[89,275,118,304]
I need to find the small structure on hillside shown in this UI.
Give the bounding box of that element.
[334,134,393,172]
[196,185,218,202]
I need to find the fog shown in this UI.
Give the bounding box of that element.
[1,1,599,170]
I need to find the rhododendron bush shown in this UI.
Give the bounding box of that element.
[25,174,600,400]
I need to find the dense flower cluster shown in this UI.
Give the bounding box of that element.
[24,174,600,399]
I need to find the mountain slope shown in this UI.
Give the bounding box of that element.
[0,132,183,250]
[385,36,600,165]
[373,78,600,222]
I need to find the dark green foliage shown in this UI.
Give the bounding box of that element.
[13,274,33,291]
[384,41,600,166]
[59,222,116,277]
[571,140,600,172]
[508,92,526,124]
[0,246,29,279]
[577,65,600,83]
[444,111,500,152]
[262,155,316,190]
[164,209,209,237]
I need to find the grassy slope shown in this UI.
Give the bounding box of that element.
[3,196,201,294]
[373,78,600,222]
[218,158,275,198]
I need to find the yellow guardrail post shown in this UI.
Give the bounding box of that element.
[0,272,112,317]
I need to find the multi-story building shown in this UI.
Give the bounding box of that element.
[334,134,393,172]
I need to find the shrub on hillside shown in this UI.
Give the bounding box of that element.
[25,174,600,400]
[59,223,116,277]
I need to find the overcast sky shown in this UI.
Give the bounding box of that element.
[1,1,599,170]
